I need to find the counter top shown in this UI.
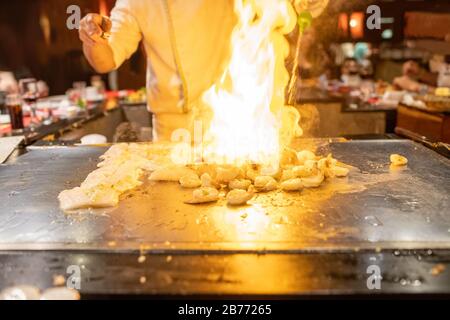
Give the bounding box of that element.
[0,102,120,146]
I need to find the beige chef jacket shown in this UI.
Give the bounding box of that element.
[108,0,235,141]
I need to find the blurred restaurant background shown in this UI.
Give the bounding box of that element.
[0,0,449,147]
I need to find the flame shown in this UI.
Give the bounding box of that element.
[202,0,301,169]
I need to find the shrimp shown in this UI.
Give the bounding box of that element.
[390,154,408,166]
[226,189,254,206]
[254,176,278,192]
[280,169,297,181]
[281,178,303,192]
[229,179,252,190]
[301,172,325,188]
[200,173,219,188]
[215,166,240,183]
[297,150,316,164]
[179,174,202,188]
[331,165,349,177]
[185,187,219,204]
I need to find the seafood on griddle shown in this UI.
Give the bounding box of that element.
[58,143,157,211]
[226,188,255,206]
[58,142,351,210]
[179,174,202,188]
[280,178,303,191]
[390,154,408,166]
[185,187,220,204]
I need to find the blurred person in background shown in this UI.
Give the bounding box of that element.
[340,57,361,87]
[393,59,439,94]
[354,43,373,79]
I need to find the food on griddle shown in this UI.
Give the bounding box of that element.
[58,186,120,211]
[215,166,240,183]
[280,147,299,166]
[185,187,219,204]
[254,176,278,192]
[280,178,303,191]
[280,169,297,181]
[293,159,317,177]
[179,174,202,188]
[200,173,219,188]
[318,155,336,179]
[149,165,196,182]
[331,165,349,177]
[301,171,325,188]
[297,150,316,164]
[317,155,349,178]
[245,168,259,181]
[58,143,154,211]
[430,263,446,276]
[98,144,158,171]
[229,178,252,190]
[83,161,143,192]
[390,154,408,166]
[58,143,352,210]
[226,188,254,206]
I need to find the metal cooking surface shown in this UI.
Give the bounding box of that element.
[0,140,449,251]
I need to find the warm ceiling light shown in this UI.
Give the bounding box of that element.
[338,13,349,36]
[350,12,364,38]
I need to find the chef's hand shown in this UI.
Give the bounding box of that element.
[79,13,112,46]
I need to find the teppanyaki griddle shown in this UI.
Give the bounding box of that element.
[0,139,449,252]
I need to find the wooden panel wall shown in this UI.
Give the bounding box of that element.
[0,0,145,94]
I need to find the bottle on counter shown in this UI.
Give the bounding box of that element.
[0,91,7,115]
[6,93,24,132]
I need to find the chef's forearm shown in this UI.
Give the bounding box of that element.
[83,42,116,74]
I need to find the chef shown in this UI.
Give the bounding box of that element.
[79,0,235,141]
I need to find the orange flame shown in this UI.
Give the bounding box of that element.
[202,0,302,169]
